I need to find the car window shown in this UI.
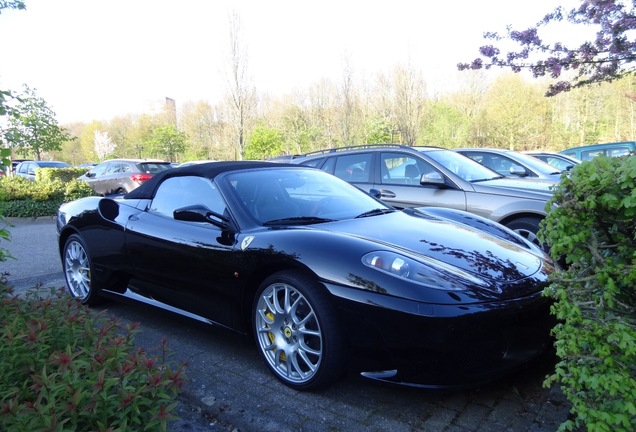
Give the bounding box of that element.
[380,153,435,185]
[138,162,172,173]
[149,176,226,219]
[608,148,630,157]
[90,163,110,177]
[106,163,129,174]
[333,154,372,182]
[301,157,326,168]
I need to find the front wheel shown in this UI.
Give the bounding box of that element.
[62,234,101,305]
[253,271,345,390]
[506,216,542,247]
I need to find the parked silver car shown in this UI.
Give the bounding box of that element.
[293,145,556,245]
[522,151,581,171]
[79,159,173,195]
[15,160,71,180]
[455,148,565,182]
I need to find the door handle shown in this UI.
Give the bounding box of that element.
[380,190,396,198]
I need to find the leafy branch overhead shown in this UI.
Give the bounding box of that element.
[458,1,636,96]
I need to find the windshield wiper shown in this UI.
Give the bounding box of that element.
[263,216,336,226]
[472,175,503,183]
[355,208,395,218]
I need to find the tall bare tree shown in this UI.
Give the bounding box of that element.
[392,64,428,146]
[224,11,256,160]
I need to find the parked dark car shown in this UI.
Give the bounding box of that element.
[455,148,564,182]
[78,158,173,195]
[15,160,72,180]
[58,161,556,390]
[522,151,581,171]
[292,145,555,245]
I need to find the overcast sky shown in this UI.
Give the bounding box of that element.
[0,0,579,124]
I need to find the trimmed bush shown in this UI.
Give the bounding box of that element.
[540,155,636,432]
[0,285,186,431]
[0,176,95,217]
[36,167,88,183]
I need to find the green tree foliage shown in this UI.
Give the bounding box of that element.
[143,125,188,162]
[244,124,284,160]
[419,102,470,148]
[540,156,636,431]
[2,85,74,160]
[479,74,551,150]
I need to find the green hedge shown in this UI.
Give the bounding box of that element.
[36,167,89,183]
[0,176,95,217]
[540,155,636,432]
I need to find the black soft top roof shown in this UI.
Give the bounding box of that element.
[124,160,298,199]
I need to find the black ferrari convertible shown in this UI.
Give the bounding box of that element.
[57,161,556,390]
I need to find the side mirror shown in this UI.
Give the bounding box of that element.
[419,172,445,186]
[368,188,382,199]
[509,165,528,177]
[174,204,232,230]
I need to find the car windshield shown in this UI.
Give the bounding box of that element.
[39,161,71,168]
[226,168,391,224]
[422,149,502,182]
[509,152,562,175]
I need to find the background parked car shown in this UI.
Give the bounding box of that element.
[15,160,72,181]
[78,158,173,195]
[455,148,564,182]
[560,141,636,161]
[292,144,555,245]
[522,151,581,171]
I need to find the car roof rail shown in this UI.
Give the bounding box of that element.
[295,143,416,158]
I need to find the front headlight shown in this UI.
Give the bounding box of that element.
[363,251,488,291]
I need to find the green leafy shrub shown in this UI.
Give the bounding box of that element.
[36,167,88,183]
[540,155,636,432]
[64,178,95,202]
[0,285,186,431]
[0,176,95,217]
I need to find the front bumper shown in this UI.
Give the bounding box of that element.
[326,283,555,388]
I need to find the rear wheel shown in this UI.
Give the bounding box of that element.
[253,271,345,390]
[506,217,542,246]
[62,234,101,305]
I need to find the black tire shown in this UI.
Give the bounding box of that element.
[62,234,101,305]
[505,216,542,247]
[252,270,346,390]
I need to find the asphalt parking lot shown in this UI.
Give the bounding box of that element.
[1,217,573,431]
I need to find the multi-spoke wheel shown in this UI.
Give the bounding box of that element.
[63,234,100,305]
[253,271,345,390]
[506,217,543,247]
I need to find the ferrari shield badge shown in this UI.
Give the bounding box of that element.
[241,236,255,251]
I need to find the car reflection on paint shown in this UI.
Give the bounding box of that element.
[57,161,557,390]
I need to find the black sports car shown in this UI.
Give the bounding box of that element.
[57,161,556,390]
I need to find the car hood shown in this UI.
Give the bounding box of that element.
[320,210,545,286]
[473,177,556,195]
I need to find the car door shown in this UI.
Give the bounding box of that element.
[124,175,238,328]
[84,162,110,194]
[374,152,467,211]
